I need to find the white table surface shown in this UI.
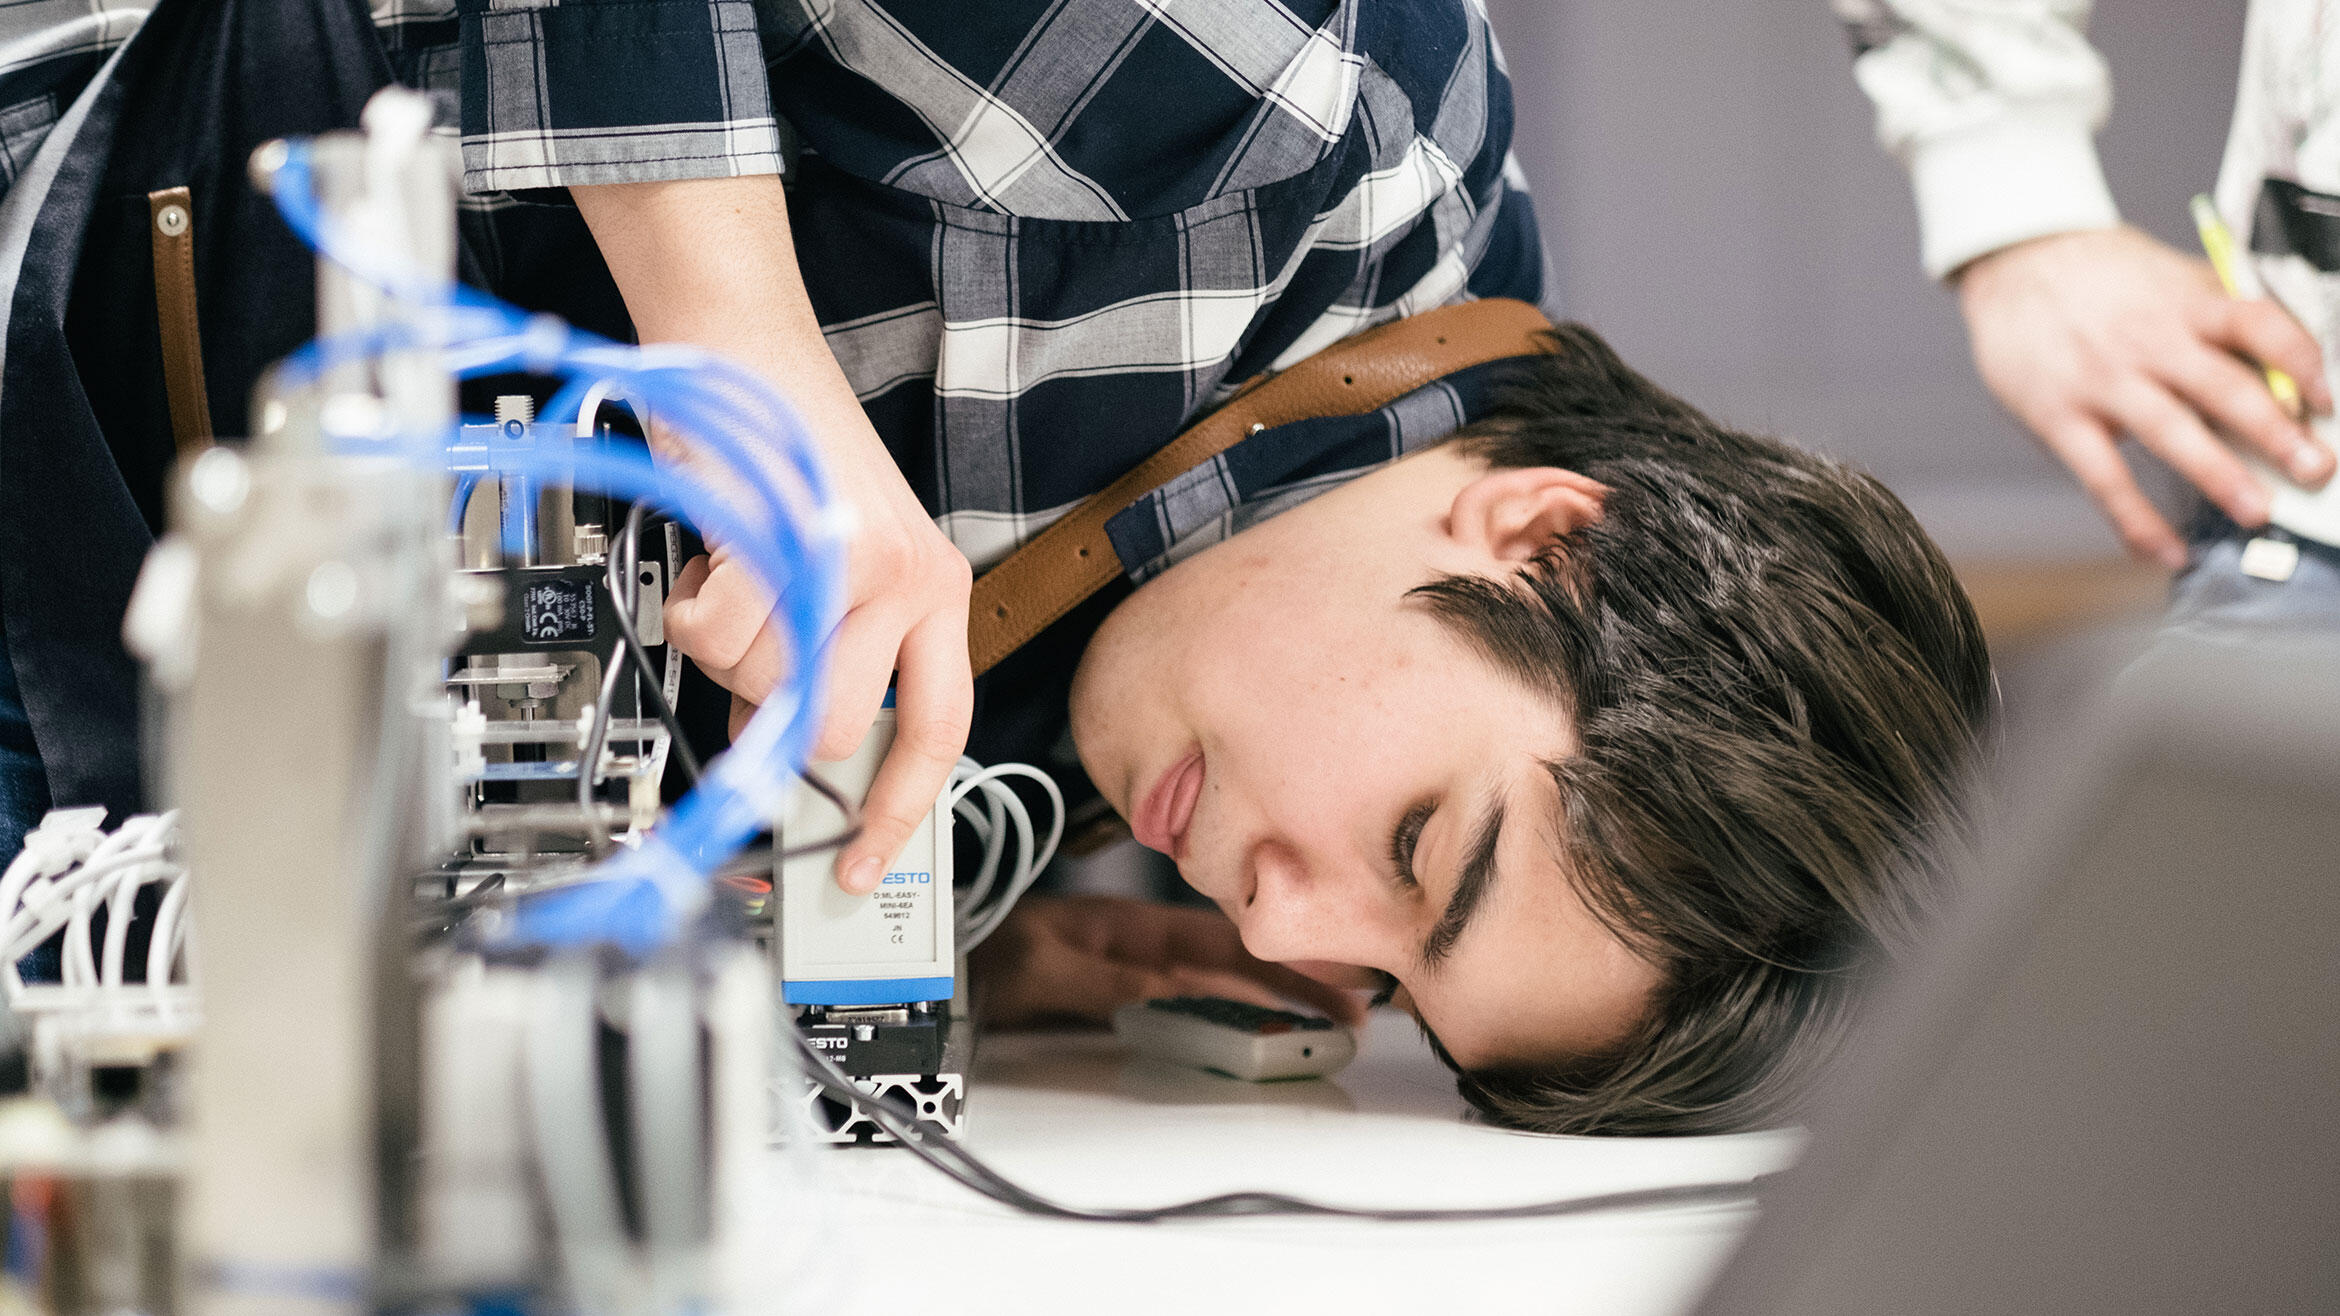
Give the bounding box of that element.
[753,1012,1799,1315]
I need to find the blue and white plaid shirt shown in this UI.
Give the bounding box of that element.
[1,0,1542,778]
[448,0,1545,582]
[1,0,1538,577]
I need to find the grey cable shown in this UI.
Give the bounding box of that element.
[790,1027,1772,1224]
[629,963,708,1258]
[526,955,634,1306]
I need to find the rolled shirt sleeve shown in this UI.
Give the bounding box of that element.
[1836,0,2120,279]
[456,0,784,195]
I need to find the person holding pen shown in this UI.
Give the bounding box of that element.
[1838,0,2339,584]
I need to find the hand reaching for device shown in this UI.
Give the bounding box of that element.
[1956,225,2335,567]
[663,440,973,896]
[971,894,1369,1030]
[572,173,974,898]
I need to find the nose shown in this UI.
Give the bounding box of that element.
[1235,835,1403,968]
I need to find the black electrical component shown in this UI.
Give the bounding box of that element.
[798,1003,948,1078]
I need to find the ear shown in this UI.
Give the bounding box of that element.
[1445,467,1607,564]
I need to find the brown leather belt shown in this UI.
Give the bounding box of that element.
[965,296,1555,676]
[147,185,213,454]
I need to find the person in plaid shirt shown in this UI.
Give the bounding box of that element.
[0,1,1994,1134]
[455,0,1546,908]
[460,1,1999,1136]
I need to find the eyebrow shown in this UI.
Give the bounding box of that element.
[1420,792,1505,969]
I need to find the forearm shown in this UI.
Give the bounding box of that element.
[1836,0,2118,278]
[574,174,976,891]
[570,174,883,467]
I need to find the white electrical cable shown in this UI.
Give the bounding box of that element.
[4,848,162,961]
[0,814,103,998]
[0,811,187,1005]
[945,760,1065,951]
[951,777,1012,914]
[574,378,621,440]
[954,767,1033,919]
[100,858,177,989]
[61,883,97,989]
[149,874,191,1012]
[4,844,168,954]
[100,863,142,988]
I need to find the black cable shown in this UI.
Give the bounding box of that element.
[776,764,862,861]
[575,508,646,845]
[785,1027,1771,1224]
[603,503,857,861]
[608,498,856,852]
[416,871,507,935]
[604,505,701,786]
[576,611,628,846]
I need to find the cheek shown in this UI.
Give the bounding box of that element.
[1186,557,1402,696]
[1193,623,1419,757]
[1070,584,1198,784]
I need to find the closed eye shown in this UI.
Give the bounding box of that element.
[1388,801,1432,890]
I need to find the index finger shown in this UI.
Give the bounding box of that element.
[2159,343,2333,488]
[2204,296,2334,415]
[833,602,973,893]
[662,551,774,671]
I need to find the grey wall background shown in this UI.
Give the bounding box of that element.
[1482,0,2250,562]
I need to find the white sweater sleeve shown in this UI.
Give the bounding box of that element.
[1836,0,2120,279]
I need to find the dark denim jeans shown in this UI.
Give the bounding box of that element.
[2165,512,2340,639]
[0,640,50,866]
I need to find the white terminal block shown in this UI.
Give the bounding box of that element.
[777,703,955,1006]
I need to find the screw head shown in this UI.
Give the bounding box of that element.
[155,204,189,237]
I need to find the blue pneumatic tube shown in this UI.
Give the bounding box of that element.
[273,137,846,953]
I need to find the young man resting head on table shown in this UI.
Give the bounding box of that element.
[681,322,1992,1138]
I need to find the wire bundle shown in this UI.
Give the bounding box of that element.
[259,138,849,956]
[574,504,697,849]
[947,759,1064,951]
[0,810,190,1006]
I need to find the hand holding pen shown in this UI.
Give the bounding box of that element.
[2192,194,2305,418]
[1952,221,2333,568]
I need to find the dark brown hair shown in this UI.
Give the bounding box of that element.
[1418,323,1992,1135]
